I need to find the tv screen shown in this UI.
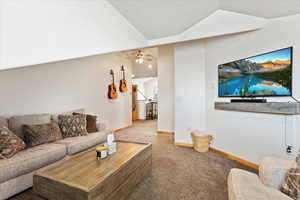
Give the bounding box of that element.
[218,47,292,97]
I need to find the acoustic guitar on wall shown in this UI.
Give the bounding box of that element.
[108,69,118,99]
[119,65,128,92]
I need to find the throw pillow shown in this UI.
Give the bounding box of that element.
[73,112,98,133]
[0,127,26,159]
[58,115,88,138]
[23,123,63,147]
[51,108,85,123]
[280,151,300,199]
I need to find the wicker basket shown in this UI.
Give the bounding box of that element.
[191,131,213,153]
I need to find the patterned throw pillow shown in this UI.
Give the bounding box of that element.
[23,123,63,147]
[73,112,98,133]
[280,151,300,199]
[0,127,26,159]
[58,115,88,138]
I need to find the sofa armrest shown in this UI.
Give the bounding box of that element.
[96,120,109,132]
[259,157,294,190]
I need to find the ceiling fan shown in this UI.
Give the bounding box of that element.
[129,50,154,64]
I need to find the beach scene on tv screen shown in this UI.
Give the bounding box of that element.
[218,48,292,97]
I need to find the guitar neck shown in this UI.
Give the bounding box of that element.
[122,71,125,80]
[121,66,125,80]
[110,69,115,84]
[112,74,115,84]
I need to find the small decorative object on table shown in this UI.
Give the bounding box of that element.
[96,146,107,160]
[105,142,117,155]
[95,133,116,160]
[105,133,117,155]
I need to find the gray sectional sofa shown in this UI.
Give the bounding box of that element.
[0,109,112,200]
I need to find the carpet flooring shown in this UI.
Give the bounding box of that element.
[10,120,256,200]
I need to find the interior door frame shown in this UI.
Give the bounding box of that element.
[132,84,138,121]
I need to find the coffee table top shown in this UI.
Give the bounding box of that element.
[34,141,151,192]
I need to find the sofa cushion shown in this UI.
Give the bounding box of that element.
[0,117,8,128]
[8,114,51,140]
[0,143,66,182]
[228,168,292,200]
[23,123,62,147]
[55,130,112,155]
[0,127,26,159]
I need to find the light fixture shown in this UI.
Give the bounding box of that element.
[134,50,147,64]
[131,74,135,78]
[133,49,154,65]
[138,58,144,64]
[148,64,152,69]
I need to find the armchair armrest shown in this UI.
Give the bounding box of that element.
[259,157,294,190]
[228,168,292,200]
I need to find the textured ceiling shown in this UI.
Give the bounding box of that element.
[107,0,219,39]
[220,0,300,19]
[107,0,300,39]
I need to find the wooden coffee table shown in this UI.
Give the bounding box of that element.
[33,141,152,200]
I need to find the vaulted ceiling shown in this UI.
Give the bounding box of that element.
[107,0,219,39]
[220,0,300,19]
[107,0,300,39]
[2,0,300,70]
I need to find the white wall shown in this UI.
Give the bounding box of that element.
[0,53,133,130]
[204,14,300,163]
[157,45,174,132]
[144,78,158,101]
[172,14,300,164]
[0,0,4,64]
[132,62,158,78]
[174,41,206,144]
[0,0,147,70]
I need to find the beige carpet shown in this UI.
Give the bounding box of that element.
[10,120,256,200]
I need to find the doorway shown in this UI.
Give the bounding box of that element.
[132,84,138,121]
[132,78,158,121]
[128,47,158,122]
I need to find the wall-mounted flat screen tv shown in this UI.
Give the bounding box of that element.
[218,47,292,97]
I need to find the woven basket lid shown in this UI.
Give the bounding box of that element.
[191,130,213,137]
